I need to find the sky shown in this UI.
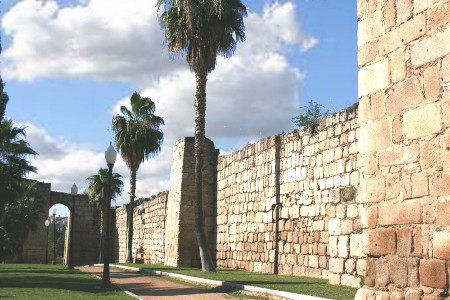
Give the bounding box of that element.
[0,0,358,217]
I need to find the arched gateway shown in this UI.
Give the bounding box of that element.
[13,181,101,266]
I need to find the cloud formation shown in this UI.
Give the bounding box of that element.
[2,0,317,203]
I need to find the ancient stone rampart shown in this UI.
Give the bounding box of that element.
[356,0,449,298]
[216,104,363,286]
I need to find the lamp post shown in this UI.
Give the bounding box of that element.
[68,183,78,270]
[101,143,117,289]
[45,220,50,264]
[52,207,57,265]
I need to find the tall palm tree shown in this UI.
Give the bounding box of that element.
[112,92,164,263]
[0,78,9,122]
[158,0,246,272]
[86,168,123,263]
[0,119,37,221]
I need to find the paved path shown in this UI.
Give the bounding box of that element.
[78,266,239,300]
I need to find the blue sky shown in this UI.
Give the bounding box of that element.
[1,0,357,216]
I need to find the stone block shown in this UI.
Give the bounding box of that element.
[329,257,345,273]
[411,173,429,198]
[379,13,425,56]
[338,235,349,258]
[419,259,447,289]
[358,59,389,97]
[420,139,441,171]
[350,234,364,257]
[341,274,362,288]
[397,227,412,257]
[431,174,450,196]
[379,144,419,166]
[386,78,424,116]
[396,0,413,24]
[390,291,404,300]
[379,200,422,225]
[389,257,408,288]
[361,205,378,228]
[362,228,396,256]
[347,204,359,218]
[428,1,450,34]
[407,257,420,287]
[433,231,450,259]
[405,289,423,300]
[392,115,402,144]
[358,40,378,67]
[412,27,450,67]
[328,273,341,285]
[329,236,338,257]
[329,219,342,236]
[341,220,353,235]
[403,103,442,140]
[424,63,441,100]
[375,259,390,288]
[384,0,396,29]
[414,0,439,14]
[444,129,450,169]
[386,173,400,200]
[355,288,374,300]
[437,200,450,226]
[341,187,357,202]
[444,55,450,83]
[359,119,391,153]
[345,258,356,274]
[370,91,386,121]
[363,177,386,203]
[423,205,436,224]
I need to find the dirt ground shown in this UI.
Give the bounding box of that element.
[78,266,239,300]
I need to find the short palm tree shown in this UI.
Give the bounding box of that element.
[112,92,164,263]
[158,0,246,271]
[0,119,37,221]
[86,168,123,263]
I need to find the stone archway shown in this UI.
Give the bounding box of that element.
[17,180,101,266]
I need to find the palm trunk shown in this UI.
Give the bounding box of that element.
[126,170,136,263]
[194,70,215,272]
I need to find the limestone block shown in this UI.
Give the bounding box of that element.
[361,205,378,228]
[357,259,367,276]
[424,63,441,100]
[384,0,396,29]
[408,257,420,287]
[420,259,447,289]
[309,255,319,268]
[375,259,390,288]
[329,219,342,235]
[405,290,423,300]
[386,173,400,200]
[355,288,375,300]
[345,258,356,274]
[397,227,412,257]
[362,177,386,203]
[437,200,450,226]
[328,273,341,285]
[386,78,424,116]
[412,27,450,67]
[444,128,450,168]
[329,236,338,257]
[420,141,442,173]
[379,13,425,56]
[433,231,450,259]
[396,0,413,25]
[358,59,389,97]
[358,40,378,67]
[347,204,359,218]
[414,0,439,14]
[350,234,364,257]
[329,257,345,273]
[431,174,450,197]
[390,291,404,300]
[312,220,324,231]
[379,200,422,225]
[338,235,349,258]
[359,119,390,153]
[389,257,408,288]
[341,187,357,202]
[444,55,450,83]
[362,228,396,256]
[341,274,362,288]
[336,204,346,219]
[341,219,353,235]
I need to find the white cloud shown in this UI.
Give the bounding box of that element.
[4,0,317,204]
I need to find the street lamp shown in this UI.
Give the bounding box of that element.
[68,183,78,270]
[45,220,50,264]
[52,206,57,265]
[101,143,117,289]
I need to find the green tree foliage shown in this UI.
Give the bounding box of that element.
[292,100,330,134]
[0,181,44,263]
[0,120,37,221]
[157,0,246,272]
[86,168,123,263]
[0,79,9,122]
[112,91,164,263]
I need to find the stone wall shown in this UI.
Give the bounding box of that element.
[216,104,364,287]
[114,192,168,264]
[356,0,450,298]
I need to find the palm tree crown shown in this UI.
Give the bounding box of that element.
[86,168,124,209]
[158,0,247,73]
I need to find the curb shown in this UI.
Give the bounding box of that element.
[80,265,145,300]
[97,264,331,300]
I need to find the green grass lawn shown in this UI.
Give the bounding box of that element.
[119,263,358,300]
[0,264,134,299]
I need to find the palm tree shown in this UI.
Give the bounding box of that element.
[112,92,164,263]
[0,181,43,263]
[87,168,123,263]
[157,0,246,271]
[0,119,37,221]
[0,78,9,122]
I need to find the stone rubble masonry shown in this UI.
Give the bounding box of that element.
[356,0,450,298]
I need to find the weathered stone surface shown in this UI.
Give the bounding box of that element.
[350,234,364,257]
[386,78,424,117]
[431,174,450,196]
[411,173,429,198]
[424,63,441,100]
[419,259,447,289]
[375,259,390,288]
[363,228,396,256]
[407,257,420,287]
[390,291,404,300]
[361,205,378,229]
[411,27,450,67]
[359,59,389,97]
[358,40,378,67]
[329,258,345,273]
[405,289,423,300]
[341,274,362,288]
[397,227,412,257]
[379,200,422,225]
[437,200,450,226]
[338,235,349,258]
[328,273,341,285]
[389,257,408,288]
[433,231,450,259]
[403,103,442,140]
[359,119,391,153]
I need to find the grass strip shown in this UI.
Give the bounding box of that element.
[119,263,357,299]
[0,264,134,299]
